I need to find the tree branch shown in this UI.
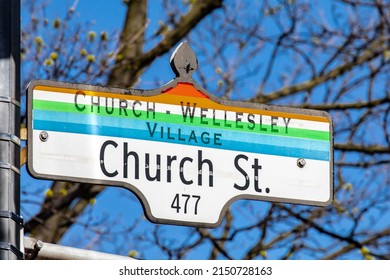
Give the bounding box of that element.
[336,159,390,168]
[280,206,364,250]
[335,143,390,154]
[25,183,105,242]
[197,228,233,260]
[108,0,147,87]
[321,227,390,260]
[250,38,386,104]
[109,0,223,87]
[299,96,390,110]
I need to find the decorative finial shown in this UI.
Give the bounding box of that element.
[170,41,198,78]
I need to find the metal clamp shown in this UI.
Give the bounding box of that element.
[0,162,20,174]
[0,210,24,225]
[0,132,21,146]
[0,242,24,259]
[0,95,21,107]
[0,211,24,259]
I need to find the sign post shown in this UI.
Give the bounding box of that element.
[0,0,23,259]
[27,42,333,227]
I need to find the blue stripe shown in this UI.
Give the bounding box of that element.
[34,110,329,151]
[34,120,330,161]
[34,109,147,130]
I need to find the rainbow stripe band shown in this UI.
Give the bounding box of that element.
[32,83,331,161]
[32,100,330,141]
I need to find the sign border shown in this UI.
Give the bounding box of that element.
[26,43,334,228]
[27,78,334,228]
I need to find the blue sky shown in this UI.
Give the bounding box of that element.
[43,0,126,31]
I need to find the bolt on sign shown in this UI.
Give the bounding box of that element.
[27,42,333,227]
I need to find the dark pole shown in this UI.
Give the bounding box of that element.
[0,0,23,259]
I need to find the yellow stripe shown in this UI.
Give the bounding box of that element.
[34,84,330,123]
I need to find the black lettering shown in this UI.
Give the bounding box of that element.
[167,155,177,182]
[200,108,208,124]
[123,143,139,179]
[224,111,232,127]
[234,154,249,190]
[145,154,161,181]
[178,128,186,141]
[200,132,210,144]
[252,158,262,192]
[181,102,197,123]
[132,100,142,117]
[146,102,155,119]
[180,157,193,185]
[198,150,213,187]
[167,127,175,140]
[105,97,114,114]
[100,140,118,177]
[271,116,279,132]
[247,113,255,130]
[119,100,128,116]
[283,117,291,133]
[214,133,222,146]
[212,110,221,126]
[74,91,86,111]
[260,115,267,131]
[146,122,158,137]
[91,96,100,113]
[236,112,244,128]
[188,130,198,143]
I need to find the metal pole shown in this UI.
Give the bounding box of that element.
[0,0,23,259]
[24,237,133,260]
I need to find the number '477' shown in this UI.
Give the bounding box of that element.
[171,194,201,215]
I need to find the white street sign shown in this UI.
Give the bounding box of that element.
[28,80,333,227]
[27,43,333,227]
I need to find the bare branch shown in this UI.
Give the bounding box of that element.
[322,227,390,260]
[335,143,390,154]
[299,96,390,110]
[250,38,386,104]
[108,0,223,87]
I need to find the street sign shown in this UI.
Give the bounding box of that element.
[27,42,333,227]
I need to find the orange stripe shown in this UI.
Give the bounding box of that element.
[164,82,210,98]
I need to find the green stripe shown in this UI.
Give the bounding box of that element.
[33,99,330,141]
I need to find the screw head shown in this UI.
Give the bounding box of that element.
[39,131,49,142]
[35,240,44,250]
[297,158,306,168]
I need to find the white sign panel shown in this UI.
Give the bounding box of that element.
[27,79,333,227]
